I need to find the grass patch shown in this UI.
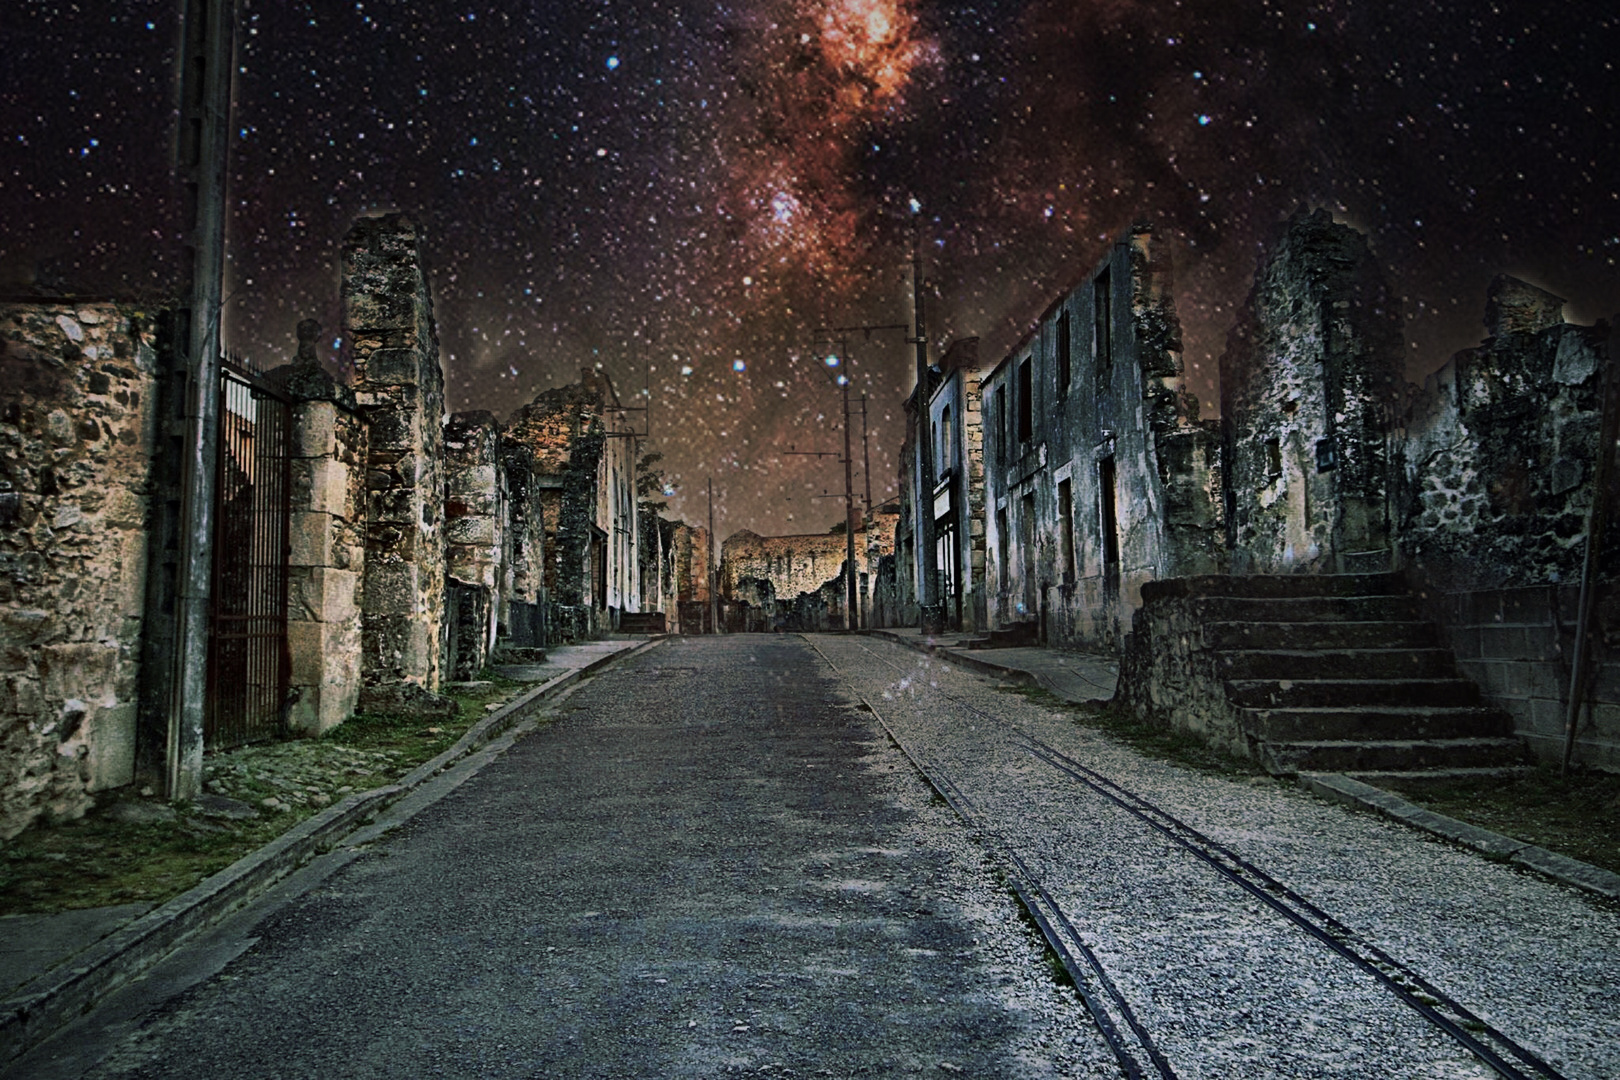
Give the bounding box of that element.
[997,683,1268,778]
[1377,767,1620,877]
[1004,884,1076,989]
[0,671,530,916]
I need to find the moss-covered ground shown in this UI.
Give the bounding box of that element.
[0,674,526,916]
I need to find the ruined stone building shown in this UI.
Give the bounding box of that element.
[1121,210,1618,773]
[641,517,711,634]
[504,367,642,641]
[892,339,989,633]
[718,517,894,631]
[980,224,1224,652]
[0,214,661,838]
[1220,209,1405,574]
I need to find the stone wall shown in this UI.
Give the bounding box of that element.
[1221,209,1405,574]
[505,369,640,639]
[719,527,873,604]
[0,301,160,837]
[343,215,448,697]
[1400,280,1611,588]
[1398,278,1618,768]
[444,411,507,680]
[279,329,368,736]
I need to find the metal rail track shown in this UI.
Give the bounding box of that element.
[809,635,1571,1080]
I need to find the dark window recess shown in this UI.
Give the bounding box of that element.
[1057,478,1075,582]
[1017,359,1033,443]
[996,507,1009,583]
[1316,437,1337,472]
[1099,457,1120,600]
[1265,438,1283,479]
[1056,310,1071,396]
[1094,268,1113,376]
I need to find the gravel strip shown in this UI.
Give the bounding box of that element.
[814,635,1620,1080]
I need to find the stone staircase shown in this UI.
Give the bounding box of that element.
[1123,573,1529,777]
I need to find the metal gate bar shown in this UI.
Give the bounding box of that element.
[205,352,292,749]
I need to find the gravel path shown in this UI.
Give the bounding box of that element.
[814,634,1620,1080]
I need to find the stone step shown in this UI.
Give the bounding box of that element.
[1203,620,1439,651]
[1145,572,1408,601]
[1238,704,1513,742]
[1192,594,1422,624]
[1261,737,1528,775]
[1214,648,1459,681]
[1225,677,1482,709]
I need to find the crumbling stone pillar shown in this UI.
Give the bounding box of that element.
[445,411,506,680]
[343,215,449,707]
[280,320,367,734]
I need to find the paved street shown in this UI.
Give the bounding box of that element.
[14,637,1109,1079]
[11,634,1619,1079]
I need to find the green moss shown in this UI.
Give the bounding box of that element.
[0,670,530,916]
[1379,766,1620,877]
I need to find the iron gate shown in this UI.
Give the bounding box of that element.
[205,353,292,749]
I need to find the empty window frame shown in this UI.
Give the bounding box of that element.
[1057,477,1075,582]
[1093,267,1113,378]
[1017,358,1033,443]
[995,506,1009,587]
[1056,309,1072,397]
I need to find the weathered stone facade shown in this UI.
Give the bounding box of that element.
[444,411,508,679]
[719,522,887,630]
[1221,208,1405,574]
[891,340,989,633]
[278,324,368,735]
[505,368,641,640]
[641,517,710,634]
[1397,278,1619,767]
[1126,214,1618,772]
[982,224,1223,652]
[0,302,160,837]
[344,215,449,698]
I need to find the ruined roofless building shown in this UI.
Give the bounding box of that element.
[504,368,641,639]
[981,223,1223,652]
[1220,208,1406,574]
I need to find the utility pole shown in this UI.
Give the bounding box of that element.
[708,477,719,634]
[860,394,873,518]
[912,212,938,632]
[841,378,858,631]
[168,0,237,801]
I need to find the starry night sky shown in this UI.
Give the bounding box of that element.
[4,1,1617,537]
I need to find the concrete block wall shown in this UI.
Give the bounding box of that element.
[281,351,367,736]
[343,214,448,694]
[1426,583,1620,771]
[0,302,160,837]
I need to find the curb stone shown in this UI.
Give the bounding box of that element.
[0,636,665,1065]
[1298,772,1620,900]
